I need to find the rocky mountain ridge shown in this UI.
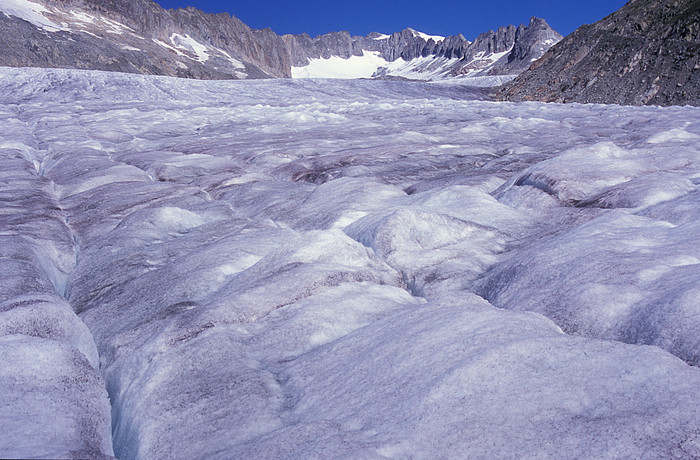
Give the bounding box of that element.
[285,18,562,80]
[0,0,562,81]
[498,0,700,105]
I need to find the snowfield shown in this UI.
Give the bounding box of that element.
[0,67,699,459]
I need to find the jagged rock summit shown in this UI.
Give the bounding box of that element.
[0,0,562,82]
[498,0,700,106]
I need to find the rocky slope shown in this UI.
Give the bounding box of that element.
[0,0,561,81]
[498,0,700,105]
[0,0,289,79]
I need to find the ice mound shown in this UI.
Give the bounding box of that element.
[0,294,99,366]
[0,335,113,460]
[477,211,700,365]
[236,295,700,459]
[346,207,504,296]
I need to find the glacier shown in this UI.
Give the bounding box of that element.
[0,66,698,459]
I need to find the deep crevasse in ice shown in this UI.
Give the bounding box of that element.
[0,67,698,459]
[0,99,114,459]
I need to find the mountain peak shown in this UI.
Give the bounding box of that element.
[498,0,700,105]
[405,27,445,43]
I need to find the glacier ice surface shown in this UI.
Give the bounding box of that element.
[0,67,699,459]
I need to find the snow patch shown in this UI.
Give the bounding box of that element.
[459,46,514,77]
[153,38,187,57]
[218,49,245,69]
[292,51,391,79]
[69,10,95,24]
[378,55,461,80]
[170,33,210,62]
[371,33,390,40]
[0,0,64,31]
[101,17,133,34]
[408,28,445,43]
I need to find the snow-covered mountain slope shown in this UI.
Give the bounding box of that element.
[1,67,699,459]
[290,50,510,82]
[290,51,471,81]
[0,0,560,84]
[289,17,562,82]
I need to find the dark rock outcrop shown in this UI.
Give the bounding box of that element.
[494,17,564,75]
[498,0,700,106]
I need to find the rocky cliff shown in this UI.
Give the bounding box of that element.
[498,0,700,105]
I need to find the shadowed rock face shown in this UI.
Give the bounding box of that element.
[0,0,561,81]
[498,0,700,106]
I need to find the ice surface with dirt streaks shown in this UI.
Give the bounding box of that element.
[0,67,699,459]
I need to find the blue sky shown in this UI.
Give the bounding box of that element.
[154,0,628,40]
